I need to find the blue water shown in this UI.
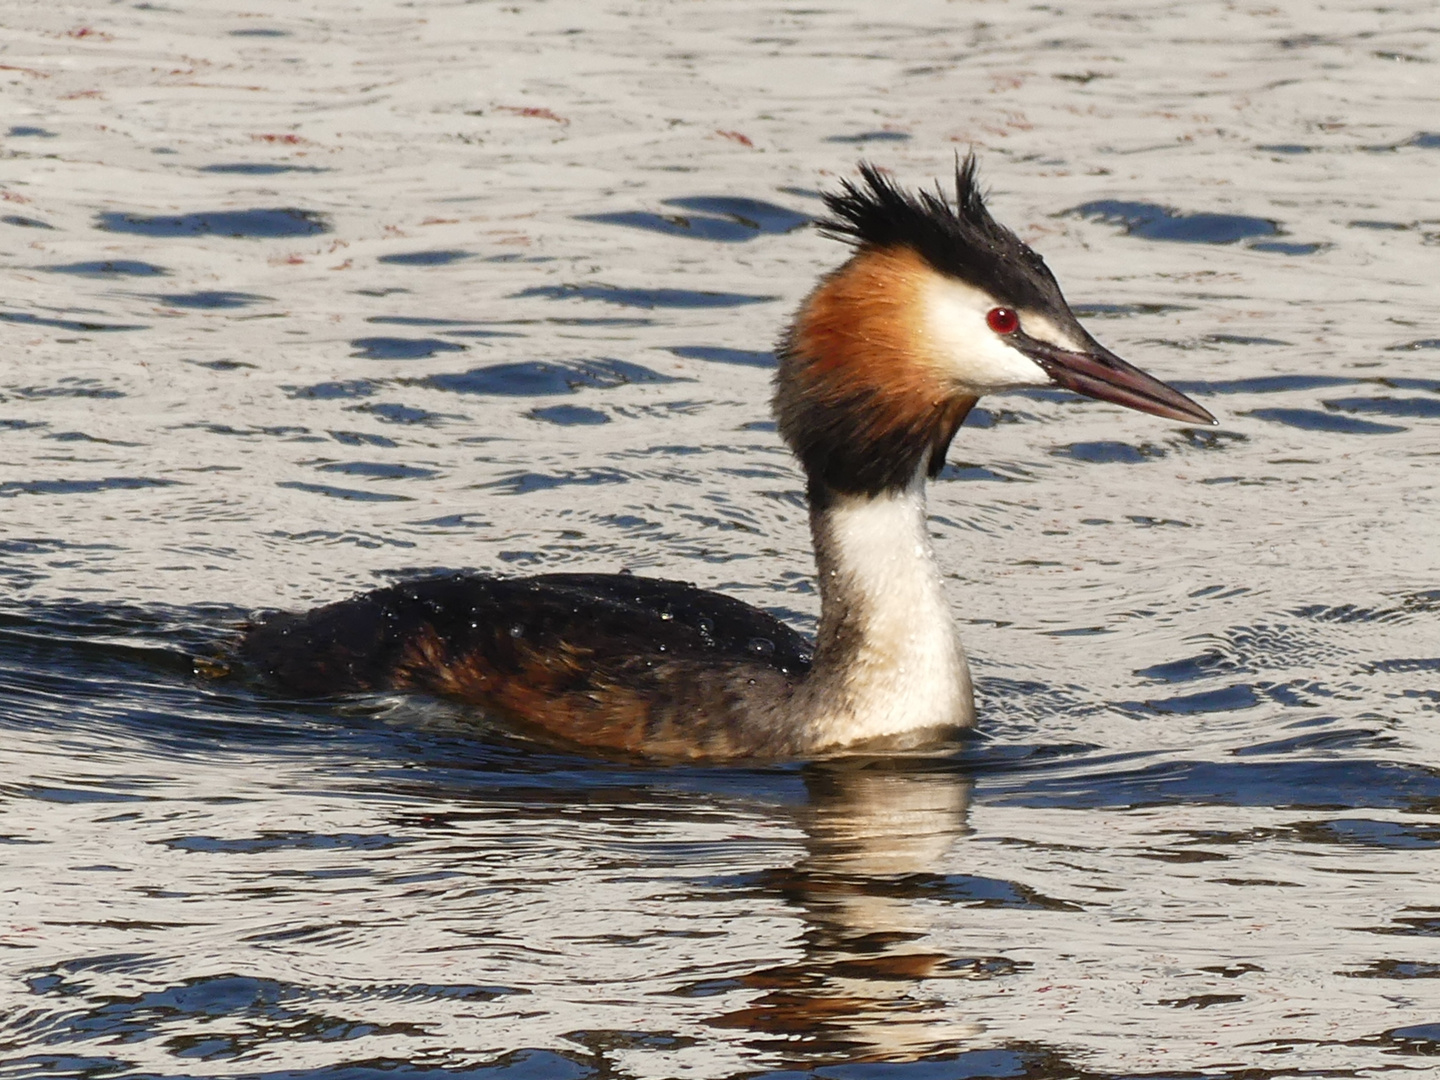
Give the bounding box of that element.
[2,1,1439,1077]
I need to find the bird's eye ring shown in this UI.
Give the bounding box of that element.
[986,307,1019,335]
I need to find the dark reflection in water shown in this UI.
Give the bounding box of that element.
[1324,396,1440,419]
[1050,440,1166,464]
[4,214,55,229]
[1071,301,1190,319]
[1173,373,1354,395]
[1245,407,1406,434]
[579,196,808,243]
[155,291,270,309]
[1069,199,1279,245]
[480,466,632,494]
[275,479,413,502]
[286,379,381,400]
[0,311,146,333]
[0,476,179,498]
[531,404,610,425]
[198,163,330,174]
[96,208,330,238]
[514,284,777,308]
[826,131,912,144]
[377,250,473,266]
[351,401,450,425]
[349,336,469,360]
[707,763,986,1062]
[671,345,778,368]
[40,260,169,277]
[1249,240,1328,255]
[421,358,679,395]
[985,757,1440,811]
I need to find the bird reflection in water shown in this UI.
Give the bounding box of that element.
[710,760,988,1062]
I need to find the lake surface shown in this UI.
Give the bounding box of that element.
[2,1,1439,1076]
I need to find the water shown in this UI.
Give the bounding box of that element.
[2,0,1439,1075]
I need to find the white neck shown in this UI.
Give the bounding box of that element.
[801,472,974,749]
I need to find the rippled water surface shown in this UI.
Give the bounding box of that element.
[3,1,1440,1076]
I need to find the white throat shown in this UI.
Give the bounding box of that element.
[805,472,975,748]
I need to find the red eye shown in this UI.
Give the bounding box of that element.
[986,307,1019,335]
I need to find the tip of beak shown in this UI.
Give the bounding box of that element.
[1030,342,1216,428]
[1159,398,1218,426]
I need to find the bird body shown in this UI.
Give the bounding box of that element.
[236,159,1214,761]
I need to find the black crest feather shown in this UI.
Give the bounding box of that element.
[819,156,1064,312]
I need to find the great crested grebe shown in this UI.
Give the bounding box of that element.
[235,158,1215,761]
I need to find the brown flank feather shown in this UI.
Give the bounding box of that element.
[236,573,815,761]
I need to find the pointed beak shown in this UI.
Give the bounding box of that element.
[1016,333,1216,425]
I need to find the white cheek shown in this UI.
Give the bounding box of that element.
[920,277,1049,392]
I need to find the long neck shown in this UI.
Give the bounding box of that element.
[796,470,975,750]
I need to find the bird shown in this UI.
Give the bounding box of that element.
[232,157,1215,762]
